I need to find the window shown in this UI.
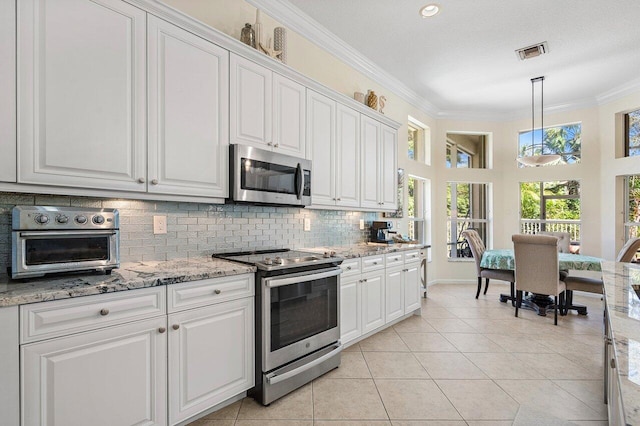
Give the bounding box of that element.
[518,123,581,166]
[624,176,640,258]
[408,118,429,164]
[447,182,489,258]
[407,176,429,244]
[519,180,581,252]
[446,133,486,168]
[625,109,640,157]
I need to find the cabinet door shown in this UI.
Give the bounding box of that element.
[273,73,306,157]
[307,90,336,206]
[335,105,360,207]
[168,297,254,425]
[385,267,404,323]
[380,124,398,210]
[340,275,361,344]
[404,263,421,313]
[18,0,147,192]
[22,317,167,426]
[361,271,385,334]
[148,16,229,198]
[360,115,380,209]
[0,0,16,182]
[230,54,272,148]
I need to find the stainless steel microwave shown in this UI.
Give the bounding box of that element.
[229,144,312,207]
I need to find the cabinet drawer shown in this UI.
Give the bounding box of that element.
[403,250,421,264]
[340,258,361,276]
[385,253,403,267]
[20,286,166,344]
[168,273,254,313]
[362,255,385,272]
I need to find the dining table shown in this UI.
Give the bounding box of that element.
[480,249,603,315]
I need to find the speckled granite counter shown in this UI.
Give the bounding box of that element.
[0,257,255,308]
[305,243,429,259]
[601,261,640,425]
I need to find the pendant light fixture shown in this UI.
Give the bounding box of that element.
[517,76,561,167]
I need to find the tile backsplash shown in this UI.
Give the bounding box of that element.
[0,192,377,273]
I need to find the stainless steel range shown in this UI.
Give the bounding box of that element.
[213,248,343,405]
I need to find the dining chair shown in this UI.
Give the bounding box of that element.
[461,229,515,302]
[538,231,571,253]
[563,237,640,313]
[512,234,566,325]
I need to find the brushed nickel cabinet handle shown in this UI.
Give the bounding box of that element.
[158,327,166,334]
[274,143,279,148]
[151,179,159,185]
[346,266,352,270]
[172,324,180,330]
[610,358,616,369]
[100,309,109,316]
[137,177,145,184]
[267,142,273,146]
[214,289,222,295]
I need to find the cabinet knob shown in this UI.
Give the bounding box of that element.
[373,261,378,265]
[151,179,159,185]
[172,324,180,330]
[346,266,352,270]
[158,327,166,334]
[138,177,145,184]
[100,308,109,316]
[363,278,368,282]
[267,142,273,146]
[274,143,279,148]
[337,198,341,201]
[214,289,222,295]
[610,358,616,369]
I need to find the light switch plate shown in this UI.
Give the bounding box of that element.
[153,215,167,234]
[304,218,311,231]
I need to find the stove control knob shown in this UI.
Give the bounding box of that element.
[92,215,105,225]
[34,214,49,225]
[264,257,273,265]
[56,215,69,224]
[330,251,336,257]
[274,256,283,264]
[323,252,330,258]
[75,215,88,225]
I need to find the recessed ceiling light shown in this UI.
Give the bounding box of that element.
[419,4,440,18]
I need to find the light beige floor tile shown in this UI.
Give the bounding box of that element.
[236,421,312,426]
[418,307,459,319]
[314,421,391,425]
[512,353,596,380]
[552,380,608,418]
[484,333,556,353]
[397,332,458,352]
[461,318,518,334]
[359,330,411,352]
[313,378,388,420]
[465,422,513,426]
[393,316,438,333]
[445,307,515,320]
[363,352,429,378]
[425,318,478,333]
[496,379,606,421]
[195,400,241,420]
[391,421,467,426]
[463,352,545,380]
[375,379,462,420]
[323,351,372,379]
[414,352,487,379]
[441,333,506,353]
[435,379,519,420]
[568,421,609,426]
[190,420,235,426]
[237,383,312,420]
[343,343,361,352]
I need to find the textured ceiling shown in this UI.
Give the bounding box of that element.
[285,0,640,117]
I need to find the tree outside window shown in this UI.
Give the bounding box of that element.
[407,176,429,244]
[518,123,581,166]
[447,182,489,258]
[625,109,640,157]
[625,175,640,248]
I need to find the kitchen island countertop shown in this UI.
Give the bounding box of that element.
[305,243,429,259]
[0,257,256,308]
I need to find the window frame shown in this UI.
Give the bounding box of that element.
[624,108,640,157]
[447,182,490,260]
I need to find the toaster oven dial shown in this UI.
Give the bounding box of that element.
[34,214,49,225]
[75,215,88,225]
[92,215,105,225]
[55,215,69,224]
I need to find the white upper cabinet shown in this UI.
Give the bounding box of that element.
[0,0,16,182]
[147,16,229,198]
[380,124,398,210]
[17,0,147,191]
[360,115,381,209]
[230,53,305,157]
[335,104,361,207]
[307,90,336,206]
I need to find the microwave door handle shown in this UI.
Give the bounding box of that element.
[295,163,303,200]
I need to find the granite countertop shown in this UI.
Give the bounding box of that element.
[0,257,255,308]
[601,261,640,425]
[305,242,429,259]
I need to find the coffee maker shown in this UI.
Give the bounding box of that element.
[370,221,394,244]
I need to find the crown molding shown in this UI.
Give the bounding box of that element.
[247,0,439,116]
[596,78,640,105]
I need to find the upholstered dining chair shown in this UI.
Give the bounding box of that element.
[563,237,640,312]
[538,231,571,253]
[461,229,515,302]
[512,234,566,325]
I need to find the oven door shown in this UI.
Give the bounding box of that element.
[12,230,120,278]
[262,267,341,372]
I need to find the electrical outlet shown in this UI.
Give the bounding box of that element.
[304,218,311,231]
[359,219,365,230]
[153,215,167,234]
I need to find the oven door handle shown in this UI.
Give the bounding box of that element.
[266,343,343,385]
[264,267,342,288]
[19,230,118,238]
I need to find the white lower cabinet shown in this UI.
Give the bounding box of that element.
[385,266,404,322]
[404,262,421,313]
[361,270,386,334]
[339,274,362,344]
[21,316,168,426]
[168,297,254,425]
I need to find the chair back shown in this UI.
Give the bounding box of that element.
[538,231,571,253]
[461,229,485,275]
[512,234,563,296]
[616,237,640,262]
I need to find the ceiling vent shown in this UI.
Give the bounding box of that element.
[515,42,549,60]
